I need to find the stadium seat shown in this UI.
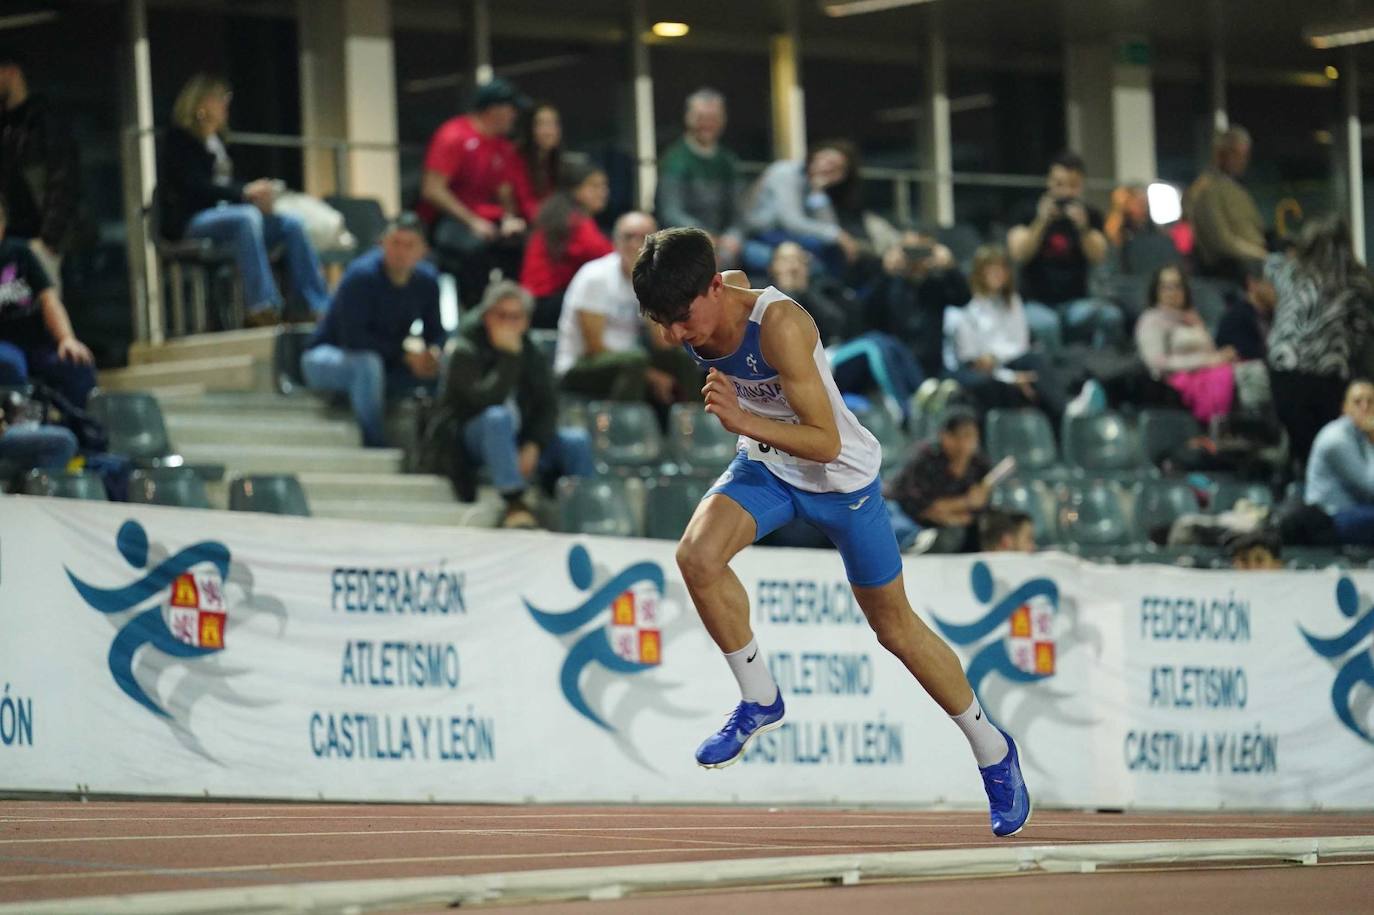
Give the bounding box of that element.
[147,186,243,335]
[1121,233,1182,278]
[854,404,908,470]
[1062,412,1143,473]
[665,403,738,471]
[990,478,1058,545]
[935,223,982,269]
[322,195,388,259]
[129,467,211,509]
[20,469,107,500]
[1104,273,1150,319]
[1189,278,1230,335]
[1133,479,1201,543]
[1284,547,1347,570]
[88,391,173,463]
[228,474,311,516]
[1057,481,1132,546]
[643,475,713,540]
[557,476,637,537]
[528,328,559,365]
[588,401,663,470]
[985,409,1058,472]
[1211,479,1275,512]
[1139,408,1202,466]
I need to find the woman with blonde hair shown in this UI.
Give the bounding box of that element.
[951,244,1068,426]
[158,73,330,324]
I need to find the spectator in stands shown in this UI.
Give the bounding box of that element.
[884,410,991,553]
[1135,264,1239,424]
[1305,379,1374,546]
[555,211,701,408]
[656,88,746,267]
[301,213,442,448]
[951,244,1066,427]
[427,280,595,528]
[1184,127,1267,282]
[418,78,531,309]
[159,74,330,324]
[1007,151,1122,350]
[0,195,94,407]
[862,229,969,382]
[520,161,612,329]
[0,386,77,481]
[1227,529,1282,570]
[743,139,862,276]
[0,48,79,297]
[768,240,853,345]
[979,509,1036,553]
[1103,185,1149,250]
[1215,259,1275,362]
[1267,216,1374,465]
[514,103,562,213]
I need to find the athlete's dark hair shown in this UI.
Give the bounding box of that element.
[979,509,1032,551]
[633,227,717,325]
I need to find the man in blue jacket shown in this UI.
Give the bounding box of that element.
[302,212,444,447]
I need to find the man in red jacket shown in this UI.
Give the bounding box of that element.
[419,78,532,310]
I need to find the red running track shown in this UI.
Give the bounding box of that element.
[1,801,1372,909]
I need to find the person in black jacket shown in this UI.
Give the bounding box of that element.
[158,73,329,324]
[425,280,595,528]
[0,49,80,296]
[861,229,970,381]
[1214,259,1275,362]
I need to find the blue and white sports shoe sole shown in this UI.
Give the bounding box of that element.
[695,694,786,770]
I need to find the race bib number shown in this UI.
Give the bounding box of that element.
[745,437,799,465]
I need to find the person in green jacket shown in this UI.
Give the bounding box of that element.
[655,88,746,267]
[427,280,596,528]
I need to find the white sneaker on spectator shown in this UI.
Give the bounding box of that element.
[1066,380,1107,419]
[904,528,941,555]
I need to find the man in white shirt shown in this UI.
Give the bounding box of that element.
[555,211,701,406]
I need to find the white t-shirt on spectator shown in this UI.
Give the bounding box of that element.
[554,252,643,376]
[953,293,1032,368]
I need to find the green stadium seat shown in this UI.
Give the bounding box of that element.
[986,408,1058,472]
[1211,479,1274,512]
[1139,408,1202,466]
[588,400,663,470]
[1133,479,1200,543]
[990,478,1058,546]
[557,476,637,537]
[129,467,211,509]
[87,391,172,463]
[1063,412,1144,473]
[228,474,311,516]
[1058,481,1132,546]
[529,328,559,364]
[21,469,107,500]
[643,475,713,540]
[665,403,738,471]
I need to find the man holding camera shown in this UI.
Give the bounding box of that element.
[1008,151,1122,351]
[861,229,970,382]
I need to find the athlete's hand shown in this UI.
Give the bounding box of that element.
[703,367,748,434]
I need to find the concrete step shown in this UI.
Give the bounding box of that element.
[128,326,290,367]
[99,354,263,394]
[157,391,344,422]
[179,443,403,475]
[296,472,455,504]
[166,413,360,448]
[308,499,501,528]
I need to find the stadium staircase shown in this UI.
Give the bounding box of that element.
[98,327,507,527]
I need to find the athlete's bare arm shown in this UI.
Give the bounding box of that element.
[701,299,840,463]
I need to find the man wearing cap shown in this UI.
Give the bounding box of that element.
[419,78,532,310]
[301,212,444,448]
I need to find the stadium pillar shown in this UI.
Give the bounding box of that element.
[1065,38,1157,198]
[770,0,806,161]
[629,0,657,212]
[1345,48,1366,262]
[473,0,493,86]
[121,0,161,344]
[298,0,401,215]
[920,16,954,229]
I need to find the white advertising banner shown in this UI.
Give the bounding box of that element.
[1,495,1372,809]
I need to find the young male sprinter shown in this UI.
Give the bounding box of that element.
[632,227,1031,836]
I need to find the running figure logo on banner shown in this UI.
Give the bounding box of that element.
[1301,576,1374,746]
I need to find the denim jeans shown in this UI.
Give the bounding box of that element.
[0,423,78,470]
[886,499,922,551]
[461,404,596,495]
[829,331,926,421]
[1333,505,1374,546]
[301,345,428,447]
[0,341,97,408]
[1024,297,1125,351]
[185,204,330,315]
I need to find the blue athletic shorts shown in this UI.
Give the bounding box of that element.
[706,452,903,588]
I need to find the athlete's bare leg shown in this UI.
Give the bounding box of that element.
[852,572,975,716]
[675,493,759,653]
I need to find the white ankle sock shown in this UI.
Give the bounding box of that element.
[724,637,779,705]
[952,697,1009,768]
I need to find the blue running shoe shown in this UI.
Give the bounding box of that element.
[979,727,1032,837]
[695,693,785,769]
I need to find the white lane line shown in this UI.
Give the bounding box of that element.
[0,839,1048,886]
